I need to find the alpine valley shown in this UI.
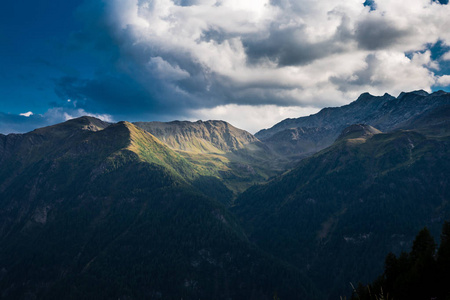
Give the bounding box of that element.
[1,90,450,299]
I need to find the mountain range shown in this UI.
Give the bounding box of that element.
[0,117,316,299]
[1,90,450,299]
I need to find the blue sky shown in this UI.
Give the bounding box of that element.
[1,0,450,134]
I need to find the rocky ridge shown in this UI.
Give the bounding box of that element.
[255,90,450,158]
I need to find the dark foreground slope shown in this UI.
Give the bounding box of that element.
[0,117,317,300]
[256,90,450,159]
[234,120,450,299]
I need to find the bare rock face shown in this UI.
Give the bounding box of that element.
[134,120,260,154]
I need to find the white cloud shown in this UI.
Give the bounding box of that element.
[188,104,320,134]
[148,57,190,80]
[37,107,114,124]
[19,111,33,117]
[61,109,114,123]
[437,75,450,86]
[442,51,450,61]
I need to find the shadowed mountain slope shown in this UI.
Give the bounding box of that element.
[234,119,450,299]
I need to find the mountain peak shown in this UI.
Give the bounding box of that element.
[356,92,374,101]
[431,90,449,97]
[397,89,430,99]
[351,92,394,105]
[31,116,111,136]
[411,89,429,96]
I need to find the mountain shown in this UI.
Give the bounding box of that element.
[134,120,260,154]
[255,90,450,158]
[134,120,282,195]
[0,117,318,300]
[234,116,450,299]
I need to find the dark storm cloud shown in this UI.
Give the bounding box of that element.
[243,17,353,67]
[50,0,222,116]
[198,28,229,44]
[45,0,450,116]
[330,54,381,92]
[51,0,303,116]
[355,15,411,50]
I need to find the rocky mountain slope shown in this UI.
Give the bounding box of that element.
[134,120,282,195]
[256,90,450,158]
[0,116,317,300]
[234,115,450,299]
[134,120,260,154]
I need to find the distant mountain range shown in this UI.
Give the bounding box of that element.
[256,90,450,159]
[1,90,450,299]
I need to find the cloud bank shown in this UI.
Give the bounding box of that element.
[4,0,450,133]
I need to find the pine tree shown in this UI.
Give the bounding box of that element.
[437,221,450,299]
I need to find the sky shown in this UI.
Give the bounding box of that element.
[1,0,450,134]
